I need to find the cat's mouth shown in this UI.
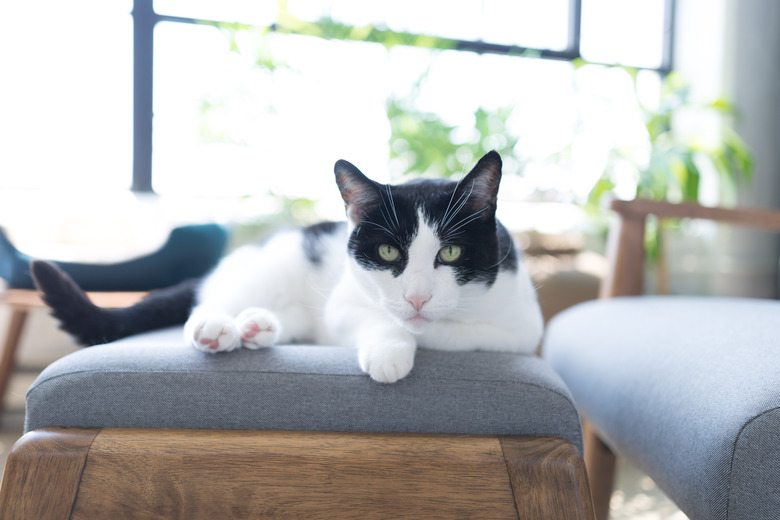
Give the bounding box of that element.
[402,313,432,333]
[408,315,430,326]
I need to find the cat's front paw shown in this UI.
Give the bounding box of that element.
[185,316,240,353]
[358,341,416,384]
[236,308,281,349]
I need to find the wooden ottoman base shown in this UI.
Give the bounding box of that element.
[0,428,594,519]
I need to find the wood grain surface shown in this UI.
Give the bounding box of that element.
[0,427,100,519]
[0,288,147,309]
[610,198,780,231]
[70,429,521,519]
[500,436,595,520]
[1,428,594,519]
[600,210,646,298]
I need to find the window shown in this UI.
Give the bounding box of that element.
[1,0,674,225]
[0,1,133,191]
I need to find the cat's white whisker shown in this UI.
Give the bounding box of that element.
[440,178,463,225]
[364,220,397,239]
[385,184,400,230]
[443,206,488,238]
[441,182,475,230]
[487,243,514,269]
[378,201,395,233]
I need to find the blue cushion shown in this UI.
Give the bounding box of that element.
[0,224,227,291]
[543,296,780,520]
[26,328,584,452]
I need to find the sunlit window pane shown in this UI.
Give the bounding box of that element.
[152,23,392,202]
[288,0,571,51]
[154,0,276,25]
[580,0,667,69]
[151,15,654,210]
[0,1,133,190]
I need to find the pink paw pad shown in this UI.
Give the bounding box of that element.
[242,322,261,339]
[200,338,220,350]
[195,329,222,350]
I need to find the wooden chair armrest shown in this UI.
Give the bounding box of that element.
[610,199,780,231]
[600,199,780,298]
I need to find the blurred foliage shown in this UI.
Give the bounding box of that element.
[386,70,521,180]
[202,4,754,266]
[211,1,524,184]
[197,3,532,250]
[226,193,321,251]
[583,69,753,262]
[213,0,456,53]
[275,8,454,51]
[587,71,752,211]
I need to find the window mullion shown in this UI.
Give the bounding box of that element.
[132,0,156,192]
[567,0,583,58]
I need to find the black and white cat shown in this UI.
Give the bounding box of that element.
[33,151,543,383]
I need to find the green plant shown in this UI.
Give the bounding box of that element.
[386,73,521,179]
[584,70,753,275]
[587,71,753,211]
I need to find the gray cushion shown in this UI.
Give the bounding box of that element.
[26,328,583,452]
[543,296,780,520]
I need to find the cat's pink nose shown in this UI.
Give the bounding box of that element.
[406,294,431,312]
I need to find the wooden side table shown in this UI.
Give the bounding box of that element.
[0,289,146,422]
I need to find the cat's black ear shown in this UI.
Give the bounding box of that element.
[456,151,502,216]
[334,159,381,223]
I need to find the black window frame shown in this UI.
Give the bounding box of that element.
[131,0,676,192]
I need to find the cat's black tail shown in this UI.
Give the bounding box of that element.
[31,260,198,346]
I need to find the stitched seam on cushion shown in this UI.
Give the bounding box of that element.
[29,367,573,390]
[26,371,583,450]
[27,369,580,418]
[725,405,780,520]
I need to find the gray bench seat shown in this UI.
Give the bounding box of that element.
[26,327,584,452]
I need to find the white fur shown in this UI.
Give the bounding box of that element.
[185,229,344,352]
[184,216,543,384]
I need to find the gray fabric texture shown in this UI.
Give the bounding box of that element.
[26,327,583,452]
[543,296,780,520]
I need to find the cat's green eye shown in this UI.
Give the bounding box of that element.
[378,244,400,262]
[438,244,462,264]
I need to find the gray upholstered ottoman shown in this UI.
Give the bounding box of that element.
[26,327,583,444]
[544,296,780,520]
[2,327,595,519]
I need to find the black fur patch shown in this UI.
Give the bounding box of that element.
[339,151,511,286]
[302,221,344,265]
[417,178,502,286]
[347,188,419,277]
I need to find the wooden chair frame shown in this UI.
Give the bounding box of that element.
[586,198,780,520]
[0,428,594,519]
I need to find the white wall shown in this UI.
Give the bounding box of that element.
[673,0,780,298]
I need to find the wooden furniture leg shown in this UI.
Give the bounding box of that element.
[583,421,617,520]
[0,428,595,520]
[501,436,595,519]
[0,305,27,422]
[0,427,99,519]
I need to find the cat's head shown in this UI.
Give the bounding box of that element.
[334,151,515,334]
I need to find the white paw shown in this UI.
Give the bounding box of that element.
[236,308,281,350]
[185,315,240,353]
[358,341,416,384]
